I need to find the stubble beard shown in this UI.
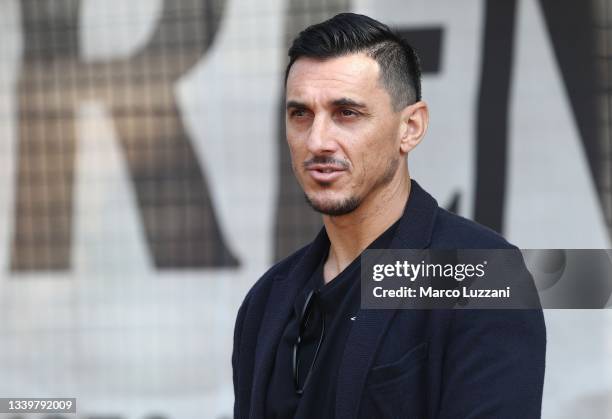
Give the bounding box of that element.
[304,156,401,216]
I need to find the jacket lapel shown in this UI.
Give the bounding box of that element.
[248,228,330,419]
[335,179,439,419]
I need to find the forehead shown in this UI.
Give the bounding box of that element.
[285,53,383,102]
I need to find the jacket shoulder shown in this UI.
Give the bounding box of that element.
[431,207,515,249]
[240,243,310,304]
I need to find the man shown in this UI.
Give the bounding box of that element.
[232,13,546,419]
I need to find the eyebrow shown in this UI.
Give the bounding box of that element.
[331,98,367,108]
[286,100,307,111]
[285,97,368,111]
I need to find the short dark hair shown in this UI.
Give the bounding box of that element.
[285,13,422,110]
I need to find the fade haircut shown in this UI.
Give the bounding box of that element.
[285,13,422,110]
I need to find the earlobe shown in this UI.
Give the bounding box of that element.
[399,101,429,154]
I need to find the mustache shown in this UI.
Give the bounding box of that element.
[303,156,350,169]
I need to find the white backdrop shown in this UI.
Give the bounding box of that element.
[0,0,610,418]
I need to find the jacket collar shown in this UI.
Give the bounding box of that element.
[335,178,438,419]
[389,178,439,250]
[249,179,438,419]
[249,229,330,418]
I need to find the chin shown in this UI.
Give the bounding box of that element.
[304,193,361,216]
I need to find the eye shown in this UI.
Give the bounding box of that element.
[290,109,308,118]
[339,109,359,118]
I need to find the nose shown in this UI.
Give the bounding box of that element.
[306,114,339,155]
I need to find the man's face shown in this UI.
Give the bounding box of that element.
[285,53,404,216]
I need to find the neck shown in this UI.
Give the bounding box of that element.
[322,172,411,284]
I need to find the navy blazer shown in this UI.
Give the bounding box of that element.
[232,179,546,419]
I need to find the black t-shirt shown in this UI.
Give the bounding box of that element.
[265,219,401,419]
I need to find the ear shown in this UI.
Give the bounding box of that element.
[398,101,429,154]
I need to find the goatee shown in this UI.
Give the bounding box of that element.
[304,194,361,216]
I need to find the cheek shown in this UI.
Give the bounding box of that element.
[286,135,303,158]
[355,139,396,178]
[357,126,393,157]
[286,140,307,176]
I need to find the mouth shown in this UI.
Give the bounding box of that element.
[306,164,347,183]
